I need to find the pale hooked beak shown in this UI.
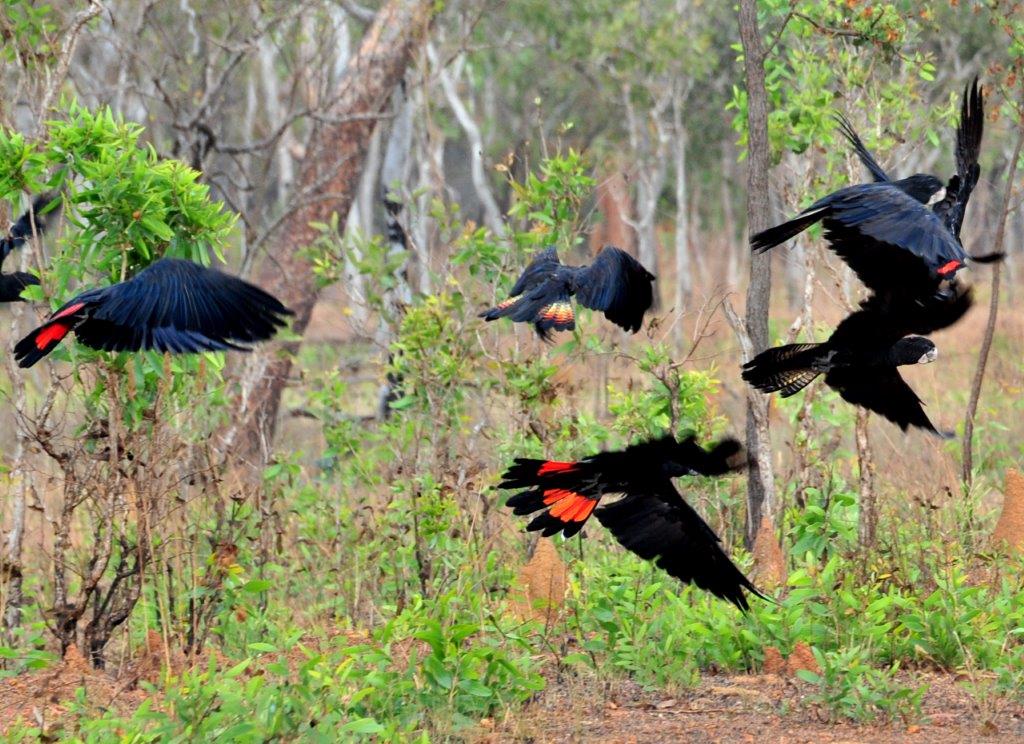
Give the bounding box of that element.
[919,347,938,364]
[927,187,947,206]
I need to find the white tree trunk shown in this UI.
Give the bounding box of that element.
[672,95,690,343]
[428,44,506,238]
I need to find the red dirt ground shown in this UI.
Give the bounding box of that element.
[482,670,1024,743]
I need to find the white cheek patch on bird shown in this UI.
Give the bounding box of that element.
[927,187,948,206]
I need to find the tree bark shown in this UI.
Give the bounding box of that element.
[428,44,506,238]
[225,0,435,462]
[672,91,691,344]
[737,0,777,547]
[962,126,1024,489]
[854,408,877,548]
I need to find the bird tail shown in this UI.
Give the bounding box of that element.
[741,343,827,397]
[501,458,599,539]
[479,293,576,342]
[478,296,521,321]
[750,208,827,253]
[14,301,87,368]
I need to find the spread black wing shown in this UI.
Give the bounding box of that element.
[79,258,291,353]
[828,284,973,352]
[819,184,968,280]
[933,77,983,239]
[509,246,561,296]
[824,366,946,437]
[834,113,890,183]
[572,245,655,333]
[594,480,765,611]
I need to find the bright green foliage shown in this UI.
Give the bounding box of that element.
[729,0,951,168]
[0,2,59,69]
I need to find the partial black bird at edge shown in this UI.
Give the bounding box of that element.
[14,258,292,368]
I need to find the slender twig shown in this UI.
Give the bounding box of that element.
[34,1,105,137]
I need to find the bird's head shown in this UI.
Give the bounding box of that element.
[899,174,946,205]
[658,435,745,477]
[894,335,938,365]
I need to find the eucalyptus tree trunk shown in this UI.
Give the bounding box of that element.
[737,0,777,548]
[226,0,436,463]
[623,86,670,280]
[428,44,506,238]
[672,90,691,344]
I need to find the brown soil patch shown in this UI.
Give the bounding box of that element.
[512,539,568,624]
[484,671,1024,743]
[992,468,1024,553]
[761,643,819,679]
[0,644,147,735]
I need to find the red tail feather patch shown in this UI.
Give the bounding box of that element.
[34,322,71,350]
[538,461,577,475]
[936,259,961,276]
[33,302,85,351]
[542,488,597,523]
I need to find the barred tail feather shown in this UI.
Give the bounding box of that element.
[741,343,825,397]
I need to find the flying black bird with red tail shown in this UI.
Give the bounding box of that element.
[0,195,57,302]
[742,283,973,438]
[752,78,1000,287]
[14,258,291,368]
[499,435,765,610]
[480,245,655,340]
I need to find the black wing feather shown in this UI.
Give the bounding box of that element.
[834,113,890,183]
[509,246,561,297]
[1,194,56,267]
[934,77,983,239]
[80,258,290,354]
[572,245,654,333]
[595,481,765,611]
[823,184,967,278]
[825,367,948,438]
